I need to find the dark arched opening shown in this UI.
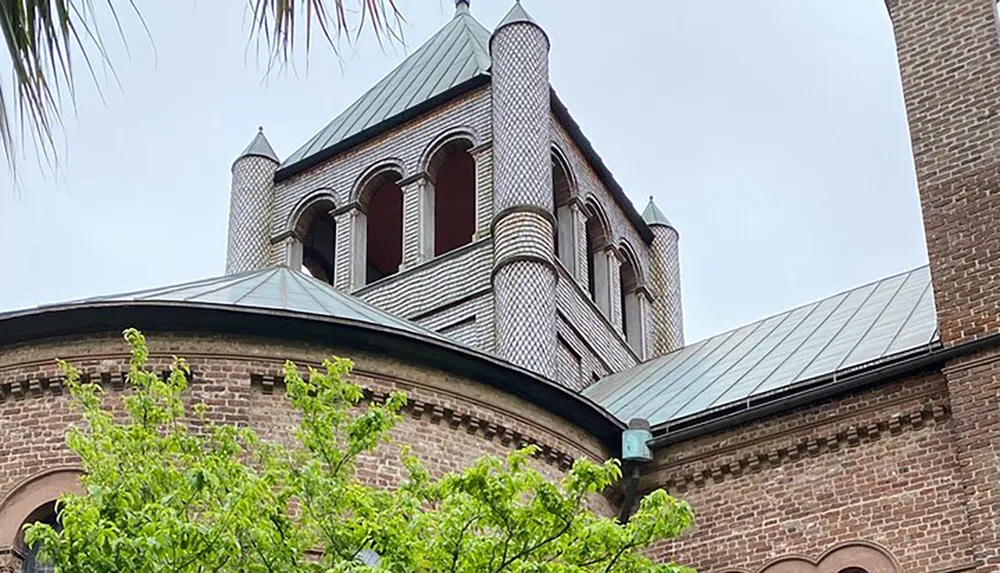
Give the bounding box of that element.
[18,501,59,573]
[364,172,403,284]
[619,250,641,352]
[294,199,337,285]
[552,153,572,268]
[430,139,476,257]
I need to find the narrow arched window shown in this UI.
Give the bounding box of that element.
[364,173,403,284]
[583,208,612,317]
[552,153,573,270]
[429,139,475,257]
[294,198,337,285]
[19,501,59,573]
[619,251,642,353]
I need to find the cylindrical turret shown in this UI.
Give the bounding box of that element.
[643,197,683,355]
[226,128,279,275]
[489,3,557,378]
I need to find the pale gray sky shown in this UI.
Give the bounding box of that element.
[0,0,926,344]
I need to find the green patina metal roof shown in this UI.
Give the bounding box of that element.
[496,2,536,31]
[585,265,939,427]
[641,197,673,228]
[280,5,491,171]
[67,266,450,342]
[237,128,279,163]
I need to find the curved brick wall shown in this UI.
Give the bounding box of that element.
[0,330,616,541]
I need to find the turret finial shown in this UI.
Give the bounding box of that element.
[456,0,470,13]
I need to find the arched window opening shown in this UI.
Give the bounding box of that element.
[364,172,403,285]
[584,206,612,316]
[840,569,869,573]
[294,198,337,285]
[429,139,476,257]
[552,154,573,269]
[586,217,599,297]
[619,252,642,353]
[18,501,59,573]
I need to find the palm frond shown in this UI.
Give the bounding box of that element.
[0,0,404,179]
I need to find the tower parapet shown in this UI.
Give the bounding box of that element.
[643,197,683,355]
[489,3,557,377]
[226,128,279,275]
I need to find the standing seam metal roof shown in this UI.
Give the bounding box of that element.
[584,266,939,427]
[64,266,452,343]
[281,7,491,169]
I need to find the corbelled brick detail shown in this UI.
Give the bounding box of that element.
[646,372,974,573]
[0,332,615,529]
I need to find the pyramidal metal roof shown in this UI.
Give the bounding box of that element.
[641,197,673,228]
[67,266,449,342]
[237,128,279,163]
[280,5,491,172]
[585,265,940,427]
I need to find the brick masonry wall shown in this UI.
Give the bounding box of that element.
[645,371,973,573]
[0,331,615,523]
[888,0,1000,346]
[556,264,638,378]
[413,291,495,353]
[889,2,1000,572]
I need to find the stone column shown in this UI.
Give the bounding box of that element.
[400,173,434,270]
[607,247,623,330]
[333,203,366,291]
[471,142,493,240]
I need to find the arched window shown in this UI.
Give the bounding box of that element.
[293,197,337,285]
[362,171,403,285]
[583,203,612,316]
[18,501,59,573]
[428,139,475,257]
[552,153,573,270]
[619,248,642,353]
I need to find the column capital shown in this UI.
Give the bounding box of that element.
[331,201,363,217]
[398,171,431,187]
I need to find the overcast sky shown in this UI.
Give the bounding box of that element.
[0,0,926,344]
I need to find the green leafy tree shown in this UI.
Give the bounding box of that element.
[25,328,694,572]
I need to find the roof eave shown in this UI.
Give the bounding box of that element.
[644,335,981,448]
[550,90,655,245]
[0,300,624,453]
[275,74,491,183]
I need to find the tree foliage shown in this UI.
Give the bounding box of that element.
[25,328,694,572]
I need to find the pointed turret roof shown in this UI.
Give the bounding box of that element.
[497,2,536,29]
[642,196,674,228]
[278,4,491,177]
[236,127,279,163]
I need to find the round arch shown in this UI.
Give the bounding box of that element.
[420,128,478,175]
[0,468,83,547]
[757,541,900,573]
[551,144,577,206]
[288,191,339,285]
[354,161,405,284]
[287,189,338,240]
[423,132,477,257]
[352,159,405,208]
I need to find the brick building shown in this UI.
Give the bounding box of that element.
[0,1,996,572]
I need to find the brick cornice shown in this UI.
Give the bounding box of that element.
[252,372,577,470]
[0,354,605,466]
[647,396,948,493]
